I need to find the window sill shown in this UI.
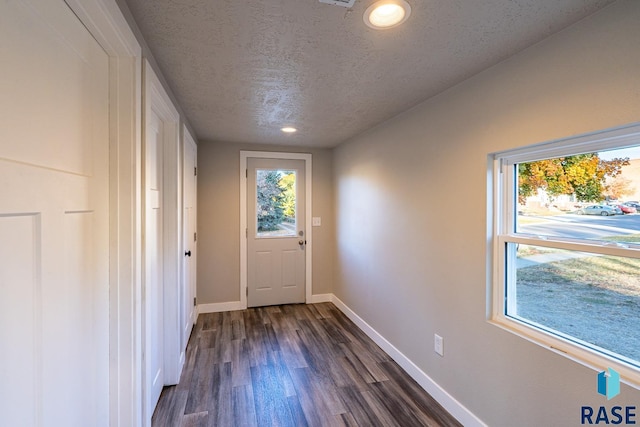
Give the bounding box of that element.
[488,315,640,391]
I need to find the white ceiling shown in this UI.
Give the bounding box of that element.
[122,0,615,147]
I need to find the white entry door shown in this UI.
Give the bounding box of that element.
[247,158,306,307]
[0,0,110,425]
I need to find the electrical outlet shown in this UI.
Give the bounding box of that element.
[434,334,444,357]
[312,217,322,227]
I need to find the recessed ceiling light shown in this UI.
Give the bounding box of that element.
[281,127,297,133]
[364,0,411,30]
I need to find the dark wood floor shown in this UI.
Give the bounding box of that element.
[152,302,462,427]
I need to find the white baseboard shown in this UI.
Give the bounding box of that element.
[197,301,245,314]
[308,293,333,303]
[331,295,486,427]
[198,294,332,313]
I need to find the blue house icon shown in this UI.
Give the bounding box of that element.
[597,368,620,400]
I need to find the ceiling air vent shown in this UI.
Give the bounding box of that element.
[319,0,356,8]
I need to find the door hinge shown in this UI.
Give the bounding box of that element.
[246,287,248,296]
[194,232,197,242]
[246,169,248,178]
[193,297,196,306]
[194,166,197,176]
[246,228,248,238]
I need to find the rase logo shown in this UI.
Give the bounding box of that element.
[581,368,636,425]
[598,368,621,400]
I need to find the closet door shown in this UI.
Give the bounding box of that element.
[0,0,110,425]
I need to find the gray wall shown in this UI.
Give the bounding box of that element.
[198,141,334,304]
[332,1,640,426]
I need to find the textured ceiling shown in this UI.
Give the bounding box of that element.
[123,0,615,147]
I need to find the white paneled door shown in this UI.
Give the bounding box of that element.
[182,129,197,353]
[143,61,181,424]
[145,107,165,414]
[0,0,110,426]
[247,158,306,307]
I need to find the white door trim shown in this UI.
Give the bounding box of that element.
[240,151,313,308]
[63,1,144,426]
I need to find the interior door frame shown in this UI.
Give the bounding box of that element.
[143,59,182,422]
[63,1,144,426]
[240,151,313,308]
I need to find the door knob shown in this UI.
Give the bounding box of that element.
[185,250,191,257]
[298,240,305,246]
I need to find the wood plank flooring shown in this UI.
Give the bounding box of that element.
[152,303,462,427]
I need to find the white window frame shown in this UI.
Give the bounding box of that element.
[489,122,640,389]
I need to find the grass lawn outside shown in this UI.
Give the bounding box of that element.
[515,237,640,364]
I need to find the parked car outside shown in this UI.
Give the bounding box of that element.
[618,204,637,214]
[623,201,640,210]
[576,205,622,216]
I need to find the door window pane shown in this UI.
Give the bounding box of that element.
[256,169,296,237]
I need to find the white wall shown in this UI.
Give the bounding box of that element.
[333,1,640,425]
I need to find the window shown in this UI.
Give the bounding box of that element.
[490,124,640,386]
[256,169,297,237]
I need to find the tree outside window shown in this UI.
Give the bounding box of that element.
[256,170,296,232]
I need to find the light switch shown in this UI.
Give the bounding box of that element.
[434,334,444,357]
[312,217,322,227]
